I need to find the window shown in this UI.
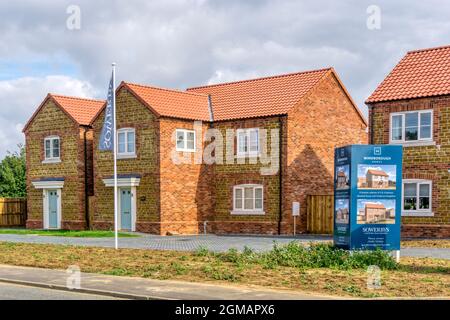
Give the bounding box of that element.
[390,110,433,143]
[232,185,264,214]
[237,128,259,157]
[44,136,60,162]
[402,180,432,215]
[176,129,195,152]
[117,128,136,157]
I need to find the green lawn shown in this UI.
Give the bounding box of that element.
[0,229,139,238]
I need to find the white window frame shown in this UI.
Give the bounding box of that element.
[176,129,196,152]
[43,136,61,163]
[401,179,433,216]
[389,110,434,145]
[236,128,260,157]
[117,128,136,159]
[231,184,264,215]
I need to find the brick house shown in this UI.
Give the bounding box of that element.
[25,68,367,235]
[23,94,105,229]
[366,44,450,238]
[90,68,367,235]
[364,203,386,223]
[336,170,349,189]
[366,169,389,188]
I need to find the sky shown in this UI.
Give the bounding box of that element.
[1,0,449,157]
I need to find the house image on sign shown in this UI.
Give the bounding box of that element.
[366,169,389,189]
[364,203,386,223]
[336,207,349,223]
[336,170,348,189]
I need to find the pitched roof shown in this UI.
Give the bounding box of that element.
[365,203,386,209]
[187,68,333,121]
[366,45,450,103]
[23,94,105,132]
[367,169,389,177]
[119,82,210,121]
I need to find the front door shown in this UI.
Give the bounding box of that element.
[120,188,132,230]
[48,190,58,229]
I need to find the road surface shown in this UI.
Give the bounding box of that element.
[0,282,120,300]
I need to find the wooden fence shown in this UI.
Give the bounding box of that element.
[306,194,334,234]
[0,198,27,227]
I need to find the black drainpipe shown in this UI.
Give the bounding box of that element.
[277,116,284,235]
[83,127,90,230]
[369,105,374,144]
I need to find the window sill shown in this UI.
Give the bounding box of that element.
[236,153,260,159]
[176,149,196,153]
[390,140,436,147]
[117,154,137,160]
[402,211,434,217]
[230,210,265,216]
[42,159,61,164]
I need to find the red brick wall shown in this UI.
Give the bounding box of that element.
[369,95,450,238]
[283,72,368,234]
[159,118,214,235]
[210,117,283,235]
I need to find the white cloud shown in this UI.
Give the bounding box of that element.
[0,75,96,156]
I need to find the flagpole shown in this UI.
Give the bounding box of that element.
[112,62,118,250]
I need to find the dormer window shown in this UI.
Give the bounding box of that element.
[43,136,60,163]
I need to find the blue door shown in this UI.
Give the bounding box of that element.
[120,188,132,230]
[48,190,58,229]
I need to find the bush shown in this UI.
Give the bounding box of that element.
[215,242,398,270]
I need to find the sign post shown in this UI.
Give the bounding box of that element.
[333,145,402,256]
[292,202,300,236]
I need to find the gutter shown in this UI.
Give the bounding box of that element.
[83,127,90,230]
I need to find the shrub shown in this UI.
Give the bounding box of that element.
[214,242,398,270]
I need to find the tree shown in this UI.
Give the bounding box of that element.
[0,144,26,198]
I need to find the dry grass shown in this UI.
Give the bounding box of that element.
[0,242,448,298]
[401,239,450,249]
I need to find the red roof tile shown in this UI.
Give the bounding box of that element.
[187,68,331,121]
[367,169,389,177]
[366,45,450,103]
[365,203,386,210]
[23,94,105,132]
[121,82,210,121]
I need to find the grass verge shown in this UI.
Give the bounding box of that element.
[0,241,448,298]
[0,229,138,238]
[401,239,450,249]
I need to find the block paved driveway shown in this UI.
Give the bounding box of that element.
[0,233,448,259]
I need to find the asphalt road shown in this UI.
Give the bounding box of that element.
[0,282,120,300]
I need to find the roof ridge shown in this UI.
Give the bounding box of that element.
[50,93,105,103]
[186,67,332,91]
[123,82,209,98]
[407,44,450,54]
